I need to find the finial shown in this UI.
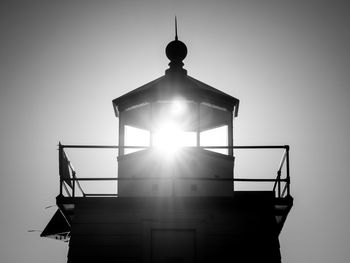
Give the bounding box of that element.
[175,16,178,40]
[165,17,187,74]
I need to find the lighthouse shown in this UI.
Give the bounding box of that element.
[41,23,293,263]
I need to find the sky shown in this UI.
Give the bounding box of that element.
[1,0,350,262]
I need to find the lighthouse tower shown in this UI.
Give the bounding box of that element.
[41,24,293,263]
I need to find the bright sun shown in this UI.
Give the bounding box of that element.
[124,100,228,155]
[152,101,196,154]
[153,121,196,154]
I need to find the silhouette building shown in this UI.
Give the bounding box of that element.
[42,25,293,263]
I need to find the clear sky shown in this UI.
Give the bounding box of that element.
[1,0,350,262]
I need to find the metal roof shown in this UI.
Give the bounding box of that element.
[113,72,239,117]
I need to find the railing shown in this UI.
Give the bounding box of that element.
[58,143,290,199]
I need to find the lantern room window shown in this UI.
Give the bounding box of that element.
[124,125,150,154]
[199,102,231,155]
[152,101,197,153]
[200,125,228,155]
[119,100,232,155]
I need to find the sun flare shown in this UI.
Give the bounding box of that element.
[153,121,196,154]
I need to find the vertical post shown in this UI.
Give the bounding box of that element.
[228,111,234,191]
[119,114,125,156]
[285,145,290,196]
[117,113,124,196]
[196,102,200,147]
[58,142,63,196]
[72,173,75,198]
[228,111,234,157]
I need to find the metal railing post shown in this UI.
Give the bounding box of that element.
[72,176,75,198]
[58,142,63,196]
[285,145,290,196]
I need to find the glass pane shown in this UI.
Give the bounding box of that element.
[123,103,150,130]
[199,103,228,131]
[124,125,150,154]
[153,122,196,153]
[152,101,197,131]
[200,125,228,154]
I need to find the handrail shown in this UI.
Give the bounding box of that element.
[62,177,289,182]
[58,144,290,199]
[59,144,288,149]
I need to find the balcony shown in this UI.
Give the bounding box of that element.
[41,144,293,241]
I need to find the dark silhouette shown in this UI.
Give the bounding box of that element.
[42,20,293,263]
